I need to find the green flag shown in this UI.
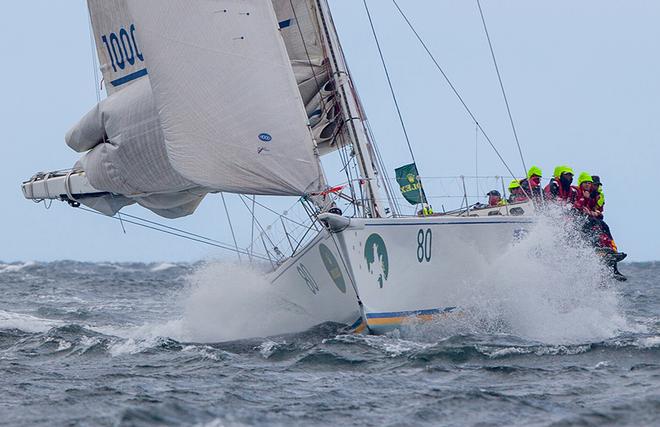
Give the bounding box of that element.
[395,163,427,205]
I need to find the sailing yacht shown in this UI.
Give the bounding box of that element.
[22,0,546,334]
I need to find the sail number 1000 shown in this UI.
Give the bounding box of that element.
[101,24,144,73]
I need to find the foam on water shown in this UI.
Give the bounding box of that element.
[0,261,36,273]
[150,262,178,272]
[0,309,63,333]
[113,262,317,344]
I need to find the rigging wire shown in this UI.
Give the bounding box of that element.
[475,123,480,202]
[362,0,418,167]
[86,5,101,104]
[221,193,241,262]
[476,0,527,175]
[76,206,269,261]
[238,196,280,257]
[391,0,519,180]
[246,196,309,228]
[249,195,256,262]
[365,119,402,216]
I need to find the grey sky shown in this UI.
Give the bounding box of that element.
[1,0,658,262]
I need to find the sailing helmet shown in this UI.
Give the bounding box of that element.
[527,166,542,179]
[553,165,563,178]
[508,180,521,190]
[577,172,593,186]
[561,166,575,177]
[554,165,573,178]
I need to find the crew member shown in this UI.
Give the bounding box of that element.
[573,172,599,217]
[508,180,528,203]
[544,165,577,204]
[591,175,605,215]
[574,172,617,251]
[519,166,543,200]
[487,190,507,207]
[588,175,616,248]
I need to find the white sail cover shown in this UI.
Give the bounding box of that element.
[87,0,149,95]
[127,0,324,196]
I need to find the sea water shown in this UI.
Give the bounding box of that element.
[1,222,659,426]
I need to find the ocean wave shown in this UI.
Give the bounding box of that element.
[292,348,370,367]
[150,262,179,272]
[0,261,37,273]
[0,309,63,333]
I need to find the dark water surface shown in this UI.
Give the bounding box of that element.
[0,261,658,426]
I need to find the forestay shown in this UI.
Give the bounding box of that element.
[127,0,324,195]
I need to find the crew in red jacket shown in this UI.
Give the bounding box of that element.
[574,172,599,217]
[544,165,578,204]
[519,165,543,201]
[574,172,616,250]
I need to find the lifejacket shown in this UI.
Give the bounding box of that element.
[508,189,528,203]
[574,184,599,215]
[520,177,542,200]
[488,198,508,207]
[591,187,605,214]
[544,178,577,204]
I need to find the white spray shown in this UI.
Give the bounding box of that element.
[170,261,316,342]
[407,207,631,344]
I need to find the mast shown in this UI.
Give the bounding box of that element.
[315,0,387,218]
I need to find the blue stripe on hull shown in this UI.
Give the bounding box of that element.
[363,307,459,334]
[366,307,457,319]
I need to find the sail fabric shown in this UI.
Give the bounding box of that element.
[273,0,344,155]
[272,0,326,106]
[67,78,208,218]
[87,0,149,95]
[126,0,324,196]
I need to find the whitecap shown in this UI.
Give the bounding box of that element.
[0,309,63,333]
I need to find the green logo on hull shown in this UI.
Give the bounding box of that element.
[319,244,347,294]
[364,233,389,288]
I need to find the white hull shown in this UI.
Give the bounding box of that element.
[268,229,364,332]
[270,213,534,334]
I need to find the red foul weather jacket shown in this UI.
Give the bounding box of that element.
[544,178,578,204]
